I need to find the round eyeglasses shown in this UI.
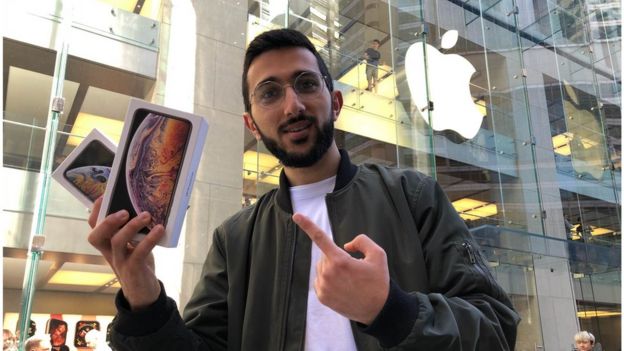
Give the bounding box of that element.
[250,71,327,109]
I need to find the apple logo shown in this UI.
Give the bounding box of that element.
[405,30,484,140]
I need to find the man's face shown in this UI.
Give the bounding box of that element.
[3,331,15,349]
[371,41,379,49]
[243,47,342,168]
[576,339,593,351]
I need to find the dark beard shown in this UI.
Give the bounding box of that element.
[257,113,334,168]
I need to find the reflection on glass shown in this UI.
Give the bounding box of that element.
[561,82,608,180]
[241,1,621,349]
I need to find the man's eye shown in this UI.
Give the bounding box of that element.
[258,86,281,102]
[297,78,319,93]
[261,89,278,98]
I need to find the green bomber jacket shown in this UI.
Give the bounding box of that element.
[111,149,520,351]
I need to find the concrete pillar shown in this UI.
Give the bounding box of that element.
[524,63,579,351]
[153,0,247,309]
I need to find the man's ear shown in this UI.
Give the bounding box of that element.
[243,113,261,140]
[331,90,343,122]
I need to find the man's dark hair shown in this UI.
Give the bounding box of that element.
[372,39,381,45]
[242,29,334,113]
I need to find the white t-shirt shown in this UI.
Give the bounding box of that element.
[290,176,358,351]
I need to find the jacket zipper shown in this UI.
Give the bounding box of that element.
[278,224,297,351]
[463,241,489,276]
[462,241,477,264]
[462,241,498,291]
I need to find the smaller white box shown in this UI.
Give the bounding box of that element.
[97,99,209,248]
[52,129,117,208]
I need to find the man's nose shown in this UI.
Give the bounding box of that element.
[282,86,305,117]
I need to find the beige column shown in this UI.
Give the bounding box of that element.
[154,0,248,309]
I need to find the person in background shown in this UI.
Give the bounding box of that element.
[3,329,16,351]
[24,335,51,351]
[574,331,598,351]
[363,39,381,92]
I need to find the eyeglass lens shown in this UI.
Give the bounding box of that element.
[254,72,323,107]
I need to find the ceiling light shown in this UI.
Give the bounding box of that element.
[67,112,123,146]
[590,226,614,236]
[577,310,621,318]
[552,132,600,156]
[465,203,498,218]
[552,132,572,155]
[48,270,118,287]
[474,99,487,117]
[243,150,281,185]
[452,198,498,221]
[459,213,481,221]
[452,198,487,212]
[570,224,615,237]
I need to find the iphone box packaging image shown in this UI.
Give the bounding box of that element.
[98,99,209,248]
[52,128,117,208]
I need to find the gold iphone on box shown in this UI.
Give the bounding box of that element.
[97,99,208,248]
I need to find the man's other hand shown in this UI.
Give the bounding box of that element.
[293,212,390,325]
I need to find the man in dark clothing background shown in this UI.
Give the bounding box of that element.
[363,39,381,92]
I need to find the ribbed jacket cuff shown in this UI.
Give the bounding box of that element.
[360,280,420,347]
[114,281,173,336]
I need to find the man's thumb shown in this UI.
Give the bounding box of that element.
[343,234,379,257]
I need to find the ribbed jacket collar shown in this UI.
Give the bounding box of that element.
[275,149,358,213]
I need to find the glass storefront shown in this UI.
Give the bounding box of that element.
[3,0,620,350]
[242,0,621,349]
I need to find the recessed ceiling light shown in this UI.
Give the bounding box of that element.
[48,270,118,287]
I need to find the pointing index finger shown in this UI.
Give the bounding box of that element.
[293,213,344,258]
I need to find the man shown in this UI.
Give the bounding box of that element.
[23,336,51,351]
[3,329,16,351]
[363,39,381,92]
[574,331,597,351]
[88,28,519,350]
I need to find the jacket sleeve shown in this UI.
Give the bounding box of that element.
[109,228,229,351]
[361,175,520,350]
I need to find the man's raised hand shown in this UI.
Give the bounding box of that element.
[87,197,165,310]
[292,213,389,325]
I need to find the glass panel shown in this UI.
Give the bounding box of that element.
[521,3,621,345]
[486,255,543,351]
[387,1,431,173]
[5,0,73,343]
[535,0,622,252]
[414,0,545,233]
[573,270,622,351]
[4,0,162,346]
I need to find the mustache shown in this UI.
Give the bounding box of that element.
[278,114,316,133]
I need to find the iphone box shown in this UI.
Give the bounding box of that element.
[52,129,117,208]
[97,99,208,248]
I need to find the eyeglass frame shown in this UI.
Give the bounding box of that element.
[249,71,330,109]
